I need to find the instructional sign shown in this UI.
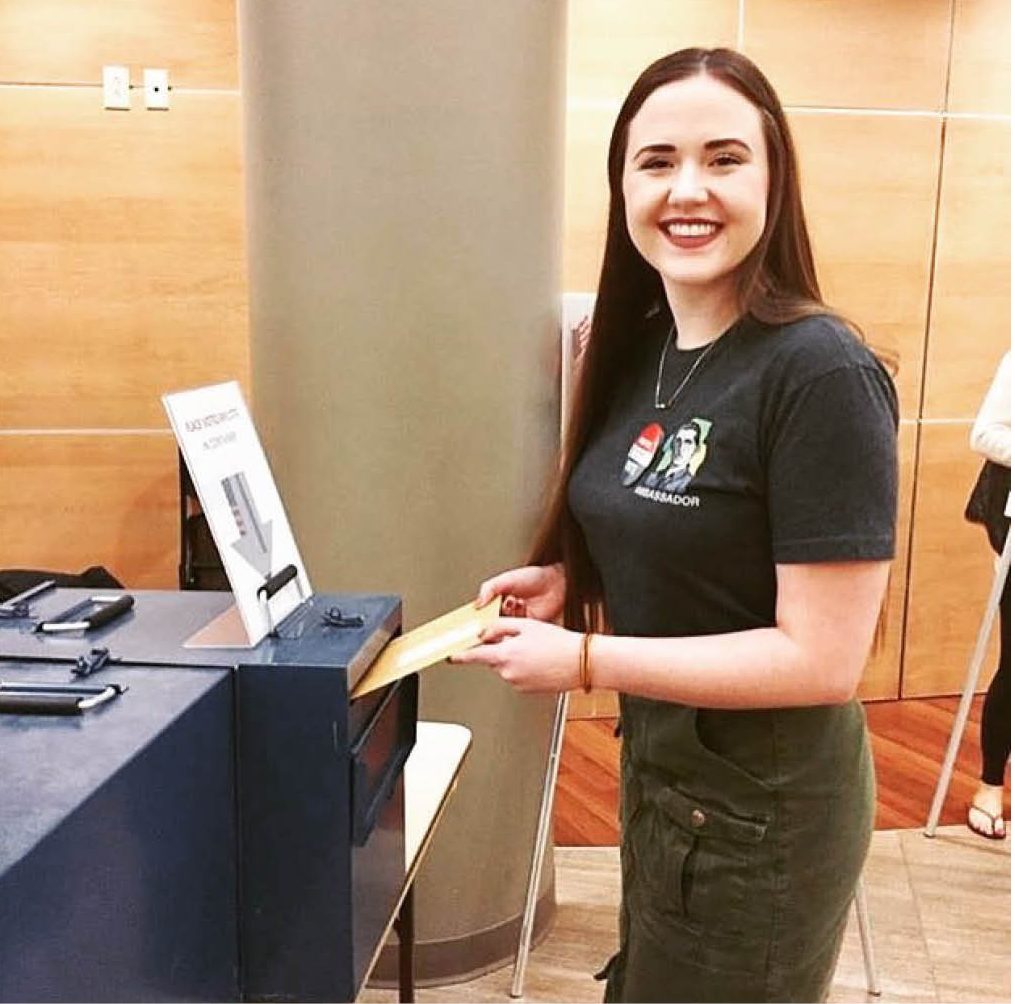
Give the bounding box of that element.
[163,381,311,646]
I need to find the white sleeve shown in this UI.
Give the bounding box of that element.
[970,352,1011,467]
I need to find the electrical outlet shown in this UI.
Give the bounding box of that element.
[102,65,130,110]
[143,68,170,111]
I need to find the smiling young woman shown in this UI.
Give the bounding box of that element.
[622,74,769,346]
[453,48,899,1002]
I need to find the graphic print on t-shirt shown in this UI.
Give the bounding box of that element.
[626,417,712,503]
[622,422,665,487]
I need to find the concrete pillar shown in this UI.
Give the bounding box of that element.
[238,0,566,982]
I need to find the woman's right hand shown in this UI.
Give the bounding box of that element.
[476,563,566,623]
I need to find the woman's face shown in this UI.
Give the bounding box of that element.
[674,425,699,467]
[622,73,769,305]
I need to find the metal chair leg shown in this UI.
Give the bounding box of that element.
[925,529,1011,837]
[510,692,569,998]
[854,876,881,997]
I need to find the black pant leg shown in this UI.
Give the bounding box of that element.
[981,572,1011,786]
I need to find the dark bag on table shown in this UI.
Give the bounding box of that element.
[0,566,124,603]
[964,460,1011,556]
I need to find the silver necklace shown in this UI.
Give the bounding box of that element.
[653,325,721,410]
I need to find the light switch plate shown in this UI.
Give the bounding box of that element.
[102,65,130,110]
[144,68,170,110]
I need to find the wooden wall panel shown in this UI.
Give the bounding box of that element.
[565,0,737,103]
[902,423,1000,697]
[923,118,1011,419]
[743,0,952,110]
[948,0,1011,115]
[0,433,180,588]
[562,105,612,292]
[0,0,237,88]
[0,87,249,428]
[790,113,941,419]
[858,421,917,700]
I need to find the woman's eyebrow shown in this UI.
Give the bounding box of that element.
[704,137,752,153]
[631,143,675,158]
[631,138,753,158]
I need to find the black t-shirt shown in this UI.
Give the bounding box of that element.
[568,311,899,639]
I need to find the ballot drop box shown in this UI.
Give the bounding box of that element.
[0,588,417,1003]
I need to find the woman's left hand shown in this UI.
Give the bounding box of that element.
[450,618,583,693]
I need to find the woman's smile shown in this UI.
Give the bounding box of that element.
[660,217,724,249]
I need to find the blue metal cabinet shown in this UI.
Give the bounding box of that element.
[0,661,238,1002]
[0,589,416,1003]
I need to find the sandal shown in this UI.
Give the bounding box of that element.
[966,803,1007,840]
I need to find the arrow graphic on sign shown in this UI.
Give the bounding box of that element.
[221,471,274,577]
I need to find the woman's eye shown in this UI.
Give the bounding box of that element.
[711,153,743,168]
[639,158,669,170]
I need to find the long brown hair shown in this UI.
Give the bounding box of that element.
[530,48,895,633]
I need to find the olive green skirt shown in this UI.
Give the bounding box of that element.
[598,699,875,1003]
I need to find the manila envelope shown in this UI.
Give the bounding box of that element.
[351,596,502,699]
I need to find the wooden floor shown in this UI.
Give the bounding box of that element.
[554,695,1011,844]
[362,826,1011,1003]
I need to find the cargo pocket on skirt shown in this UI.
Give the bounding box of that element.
[655,784,770,934]
[624,781,776,984]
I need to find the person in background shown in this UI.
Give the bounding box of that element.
[454,48,898,1002]
[966,351,1011,840]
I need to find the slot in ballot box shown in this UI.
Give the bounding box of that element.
[0,588,417,1004]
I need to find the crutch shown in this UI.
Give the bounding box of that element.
[853,876,881,997]
[510,691,569,997]
[925,524,1011,837]
[510,303,592,997]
